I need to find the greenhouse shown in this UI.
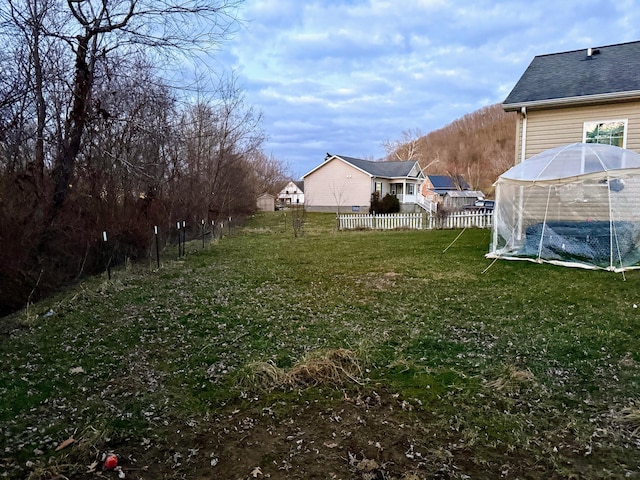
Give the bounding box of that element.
[487,143,640,272]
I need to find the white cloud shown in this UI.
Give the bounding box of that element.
[219,0,640,177]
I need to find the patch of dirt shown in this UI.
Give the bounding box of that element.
[359,272,402,292]
[52,388,554,480]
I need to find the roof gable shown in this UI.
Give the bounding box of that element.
[276,180,305,193]
[504,41,640,109]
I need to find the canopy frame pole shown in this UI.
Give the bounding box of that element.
[607,174,627,279]
[492,184,500,252]
[536,185,553,261]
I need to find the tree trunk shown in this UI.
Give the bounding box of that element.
[52,34,93,210]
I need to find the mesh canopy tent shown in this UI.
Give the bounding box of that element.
[488,143,640,272]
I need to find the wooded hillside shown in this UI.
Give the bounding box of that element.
[386,104,517,195]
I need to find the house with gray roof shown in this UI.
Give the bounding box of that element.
[421,175,484,209]
[503,40,640,164]
[276,180,305,207]
[303,154,426,213]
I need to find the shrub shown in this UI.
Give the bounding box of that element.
[369,192,399,214]
[380,193,400,213]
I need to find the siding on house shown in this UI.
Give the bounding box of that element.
[514,101,640,162]
[304,158,372,212]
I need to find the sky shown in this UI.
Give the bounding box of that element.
[216,0,640,178]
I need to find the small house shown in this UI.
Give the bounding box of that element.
[421,175,483,209]
[277,181,305,207]
[256,193,275,212]
[303,154,426,213]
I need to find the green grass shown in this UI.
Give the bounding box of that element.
[2,211,640,478]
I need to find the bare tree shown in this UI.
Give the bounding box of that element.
[247,150,289,195]
[329,179,348,215]
[173,73,265,222]
[382,128,424,162]
[1,0,243,209]
[0,0,248,315]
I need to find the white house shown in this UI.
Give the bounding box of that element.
[277,181,304,207]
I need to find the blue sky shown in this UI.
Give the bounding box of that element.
[218,0,640,178]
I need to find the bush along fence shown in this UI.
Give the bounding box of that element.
[337,210,493,231]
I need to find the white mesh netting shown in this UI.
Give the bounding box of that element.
[488,143,640,271]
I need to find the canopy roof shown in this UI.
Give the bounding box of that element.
[499,143,640,182]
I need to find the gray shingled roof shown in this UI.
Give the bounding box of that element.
[337,155,419,177]
[503,41,640,110]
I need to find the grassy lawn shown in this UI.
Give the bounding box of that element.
[2,211,640,479]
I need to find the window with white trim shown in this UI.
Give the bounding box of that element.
[583,119,627,147]
[407,184,415,195]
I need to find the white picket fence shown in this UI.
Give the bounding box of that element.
[427,210,493,229]
[338,211,492,230]
[338,212,423,230]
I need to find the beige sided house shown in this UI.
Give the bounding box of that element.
[503,40,640,162]
[303,154,426,213]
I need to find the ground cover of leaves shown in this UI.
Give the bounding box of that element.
[2,212,640,479]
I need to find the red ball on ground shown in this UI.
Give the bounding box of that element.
[104,454,118,469]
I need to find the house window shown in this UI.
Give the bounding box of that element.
[375,182,382,193]
[390,183,404,195]
[584,120,627,147]
[407,184,415,195]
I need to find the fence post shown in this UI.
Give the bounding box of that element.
[102,231,111,280]
[182,221,186,256]
[176,222,181,257]
[154,226,160,269]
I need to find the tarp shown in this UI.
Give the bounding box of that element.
[487,143,640,272]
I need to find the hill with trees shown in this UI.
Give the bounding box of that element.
[384,104,517,195]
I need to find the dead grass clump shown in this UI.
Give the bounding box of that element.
[617,401,640,437]
[487,365,535,394]
[238,349,363,392]
[26,425,113,480]
[238,361,286,391]
[285,348,363,388]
